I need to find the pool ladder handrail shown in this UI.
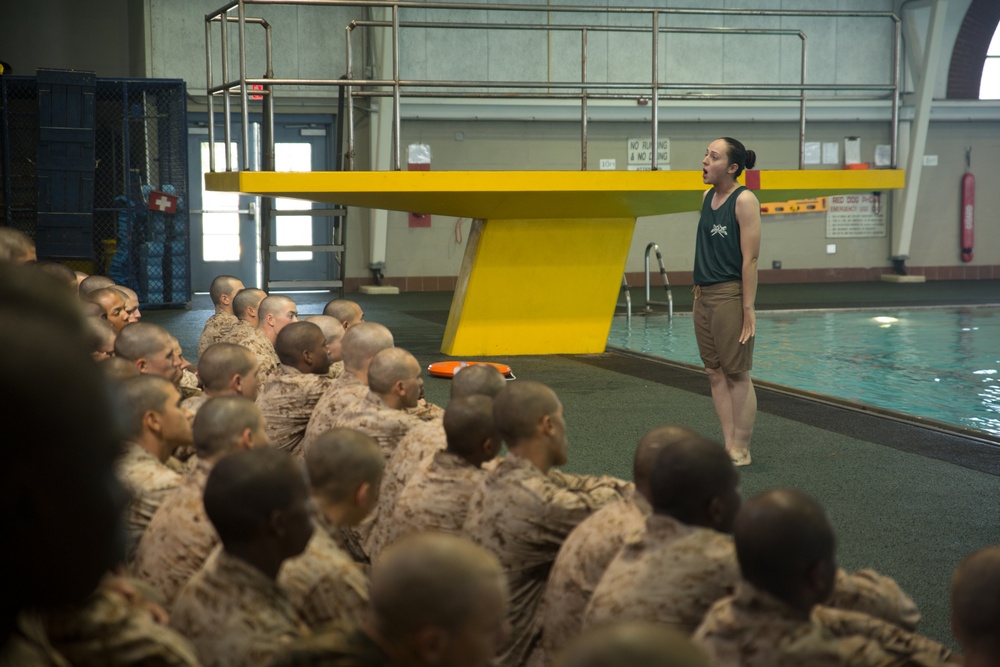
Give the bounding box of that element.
[618,242,674,325]
[644,242,674,319]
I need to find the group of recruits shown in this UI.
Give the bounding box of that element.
[2,227,1000,667]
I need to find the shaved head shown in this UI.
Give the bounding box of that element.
[0,227,36,263]
[114,322,172,363]
[193,396,266,459]
[0,263,126,612]
[444,395,498,463]
[259,295,296,320]
[370,533,507,640]
[198,343,256,393]
[556,622,711,667]
[734,489,837,610]
[341,322,394,373]
[79,274,115,297]
[86,287,129,332]
[306,315,346,344]
[367,348,419,394]
[647,428,739,531]
[233,288,266,322]
[451,364,506,400]
[323,299,363,328]
[633,425,697,501]
[35,261,78,292]
[951,545,1000,657]
[493,380,560,444]
[115,374,175,440]
[209,275,244,306]
[275,321,326,367]
[304,428,383,503]
[203,448,311,548]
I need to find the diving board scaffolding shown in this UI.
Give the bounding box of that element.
[203,0,907,356]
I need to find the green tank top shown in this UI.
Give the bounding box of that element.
[693,186,746,285]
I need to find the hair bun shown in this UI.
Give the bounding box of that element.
[744,150,757,170]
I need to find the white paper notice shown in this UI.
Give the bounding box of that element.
[844,137,862,165]
[803,142,821,165]
[874,144,892,167]
[826,193,886,238]
[822,142,839,165]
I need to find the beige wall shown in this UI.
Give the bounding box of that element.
[344,116,997,283]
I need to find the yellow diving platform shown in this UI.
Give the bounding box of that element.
[205,169,905,356]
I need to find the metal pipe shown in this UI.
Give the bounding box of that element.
[232,77,891,92]
[238,0,251,170]
[392,3,401,171]
[621,274,632,327]
[241,0,896,20]
[651,10,658,170]
[220,10,232,171]
[799,32,807,169]
[891,16,901,168]
[205,17,216,172]
[644,242,673,319]
[350,19,808,36]
[581,27,587,171]
[346,25,355,170]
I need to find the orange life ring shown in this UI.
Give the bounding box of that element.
[427,361,513,378]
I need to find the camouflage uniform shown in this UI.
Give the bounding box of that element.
[271,628,392,667]
[218,318,254,344]
[332,391,426,559]
[364,419,445,561]
[179,393,208,418]
[258,365,333,458]
[379,450,486,556]
[327,360,344,380]
[117,442,183,558]
[171,548,310,667]
[332,391,425,460]
[587,512,922,639]
[43,578,199,666]
[278,509,369,631]
[584,513,738,635]
[535,492,650,665]
[198,311,240,358]
[827,569,921,631]
[0,612,71,667]
[132,459,218,608]
[463,452,633,667]
[229,324,281,385]
[693,581,955,667]
[302,373,368,454]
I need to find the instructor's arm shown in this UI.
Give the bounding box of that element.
[736,190,761,344]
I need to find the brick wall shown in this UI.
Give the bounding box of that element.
[947,0,1000,99]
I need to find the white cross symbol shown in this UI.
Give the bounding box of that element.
[154,196,172,211]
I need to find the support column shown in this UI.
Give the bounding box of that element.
[442,217,636,356]
[892,0,948,267]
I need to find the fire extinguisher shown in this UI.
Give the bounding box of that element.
[961,148,974,263]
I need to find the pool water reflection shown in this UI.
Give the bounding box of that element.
[607,306,1000,437]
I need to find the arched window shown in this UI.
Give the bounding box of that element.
[982,24,1000,99]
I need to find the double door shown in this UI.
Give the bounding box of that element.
[188,116,338,291]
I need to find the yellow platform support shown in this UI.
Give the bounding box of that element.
[205,168,905,355]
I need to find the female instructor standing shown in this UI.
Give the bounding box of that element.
[693,137,761,466]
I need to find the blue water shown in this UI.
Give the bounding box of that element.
[607,306,1000,437]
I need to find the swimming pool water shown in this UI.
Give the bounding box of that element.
[607,306,1000,437]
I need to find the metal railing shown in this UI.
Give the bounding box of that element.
[204,0,901,173]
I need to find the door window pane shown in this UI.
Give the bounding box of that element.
[275,143,313,261]
[200,142,242,262]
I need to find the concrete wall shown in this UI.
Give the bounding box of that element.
[0,0,131,77]
[3,0,998,285]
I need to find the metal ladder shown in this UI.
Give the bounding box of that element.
[619,242,674,326]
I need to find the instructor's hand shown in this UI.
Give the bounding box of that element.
[740,308,756,345]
